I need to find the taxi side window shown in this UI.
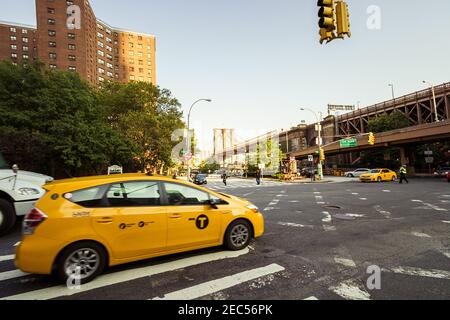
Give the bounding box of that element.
[107,181,161,207]
[70,186,108,208]
[164,183,210,206]
[382,170,390,173]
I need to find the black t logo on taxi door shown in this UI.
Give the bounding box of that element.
[196,215,209,230]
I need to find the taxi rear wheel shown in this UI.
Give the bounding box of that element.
[56,241,107,284]
[224,220,252,251]
[377,177,382,183]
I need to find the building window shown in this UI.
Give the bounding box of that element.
[49,53,57,60]
[68,55,76,61]
[68,66,76,72]
[68,44,76,50]
[10,44,17,50]
[129,59,134,64]
[98,76,105,82]
[10,36,17,41]
[11,53,18,59]
[98,58,105,65]
[23,46,29,52]
[68,33,75,39]
[98,41,104,48]
[23,54,29,60]
[98,68,105,74]
[97,50,104,57]
[48,19,56,25]
[138,76,144,81]
[129,51,134,56]
[47,8,55,14]
[48,30,56,37]
[10,27,16,33]
[138,36,143,41]
[22,29,28,34]
[48,41,56,47]
[49,64,57,69]
[129,75,135,81]
[97,32,104,39]
[22,37,29,43]
[129,42,134,48]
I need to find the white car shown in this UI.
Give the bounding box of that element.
[345,168,370,178]
[0,154,53,236]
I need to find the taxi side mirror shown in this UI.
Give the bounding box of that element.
[209,199,219,209]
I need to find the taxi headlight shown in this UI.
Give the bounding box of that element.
[246,204,259,213]
[17,188,40,196]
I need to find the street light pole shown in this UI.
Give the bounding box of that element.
[422,81,439,123]
[388,84,395,100]
[300,108,324,180]
[186,99,212,181]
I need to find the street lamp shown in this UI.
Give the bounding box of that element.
[422,81,439,123]
[300,107,324,180]
[186,99,212,181]
[388,84,395,100]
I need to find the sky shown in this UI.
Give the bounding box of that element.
[2,0,450,152]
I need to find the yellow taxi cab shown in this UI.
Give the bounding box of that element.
[15,173,264,284]
[359,169,397,183]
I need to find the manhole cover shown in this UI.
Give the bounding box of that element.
[324,205,342,210]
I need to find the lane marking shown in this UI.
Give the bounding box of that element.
[352,193,359,196]
[384,266,450,280]
[1,249,249,300]
[151,264,285,300]
[374,205,391,219]
[330,280,371,300]
[0,255,15,262]
[443,221,450,224]
[382,190,391,193]
[359,198,368,201]
[438,248,450,259]
[322,212,332,224]
[289,200,300,203]
[323,225,337,232]
[304,296,319,300]
[334,257,357,268]
[411,232,432,238]
[0,270,29,282]
[278,222,314,229]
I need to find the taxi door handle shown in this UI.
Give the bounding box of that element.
[169,213,182,219]
[96,217,114,224]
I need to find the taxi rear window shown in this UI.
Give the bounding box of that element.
[67,186,109,208]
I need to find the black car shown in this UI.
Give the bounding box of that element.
[193,174,208,185]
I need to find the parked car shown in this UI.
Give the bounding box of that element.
[345,168,370,178]
[434,167,450,178]
[193,173,208,185]
[0,153,53,236]
[15,173,264,284]
[360,169,397,183]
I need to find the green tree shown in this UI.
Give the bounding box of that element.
[98,81,185,173]
[198,160,220,174]
[368,111,410,133]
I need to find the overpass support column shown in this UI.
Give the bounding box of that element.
[400,146,416,176]
[445,94,450,120]
[399,147,407,166]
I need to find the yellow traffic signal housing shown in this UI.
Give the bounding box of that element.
[336,1,351,38]
[319,28,334,45]
[368,132,375,145]
[319,148,326,161]
[318,0,335,31]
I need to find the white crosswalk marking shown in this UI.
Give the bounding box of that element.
[330,280,371,300]
[0,270,29,282]
[384,266,450,280]
[151,264,285,300]
[1,249,249,300]
[0,255,15,262]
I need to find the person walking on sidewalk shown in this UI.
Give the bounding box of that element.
[399,165,409,184]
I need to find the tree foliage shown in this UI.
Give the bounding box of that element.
[0,61,184,177]
[367,111,410,133]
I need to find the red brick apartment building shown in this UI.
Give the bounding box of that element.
[0,0,156,86]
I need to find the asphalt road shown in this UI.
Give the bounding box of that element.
[0,177,449,300]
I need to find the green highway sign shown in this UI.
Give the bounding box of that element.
[340,138,358,148]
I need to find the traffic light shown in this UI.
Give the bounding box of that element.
[335,1,351,38]
[318,0,335,44]
[368,132,375,145]
[319,148,326,161]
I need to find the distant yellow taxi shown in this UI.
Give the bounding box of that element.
[359,169,397,183]
[15,174,264,284]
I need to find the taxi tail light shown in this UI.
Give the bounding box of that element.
[23,208,47,235]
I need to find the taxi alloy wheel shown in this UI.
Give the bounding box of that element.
[225,220,252,251]
[377,177,382,183]
[56,242,107,284]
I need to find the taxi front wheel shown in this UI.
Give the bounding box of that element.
[55,241,107,285]
[224,220,252,251]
